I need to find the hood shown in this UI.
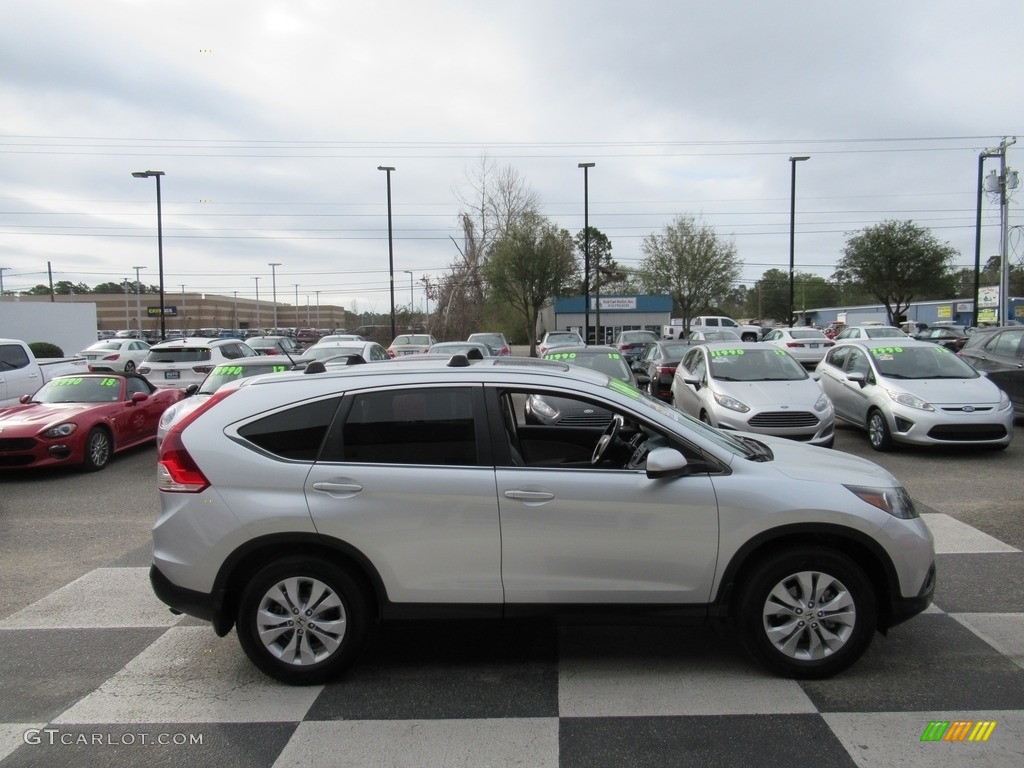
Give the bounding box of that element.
[880,376,1002,404]
[714,378,824,408]
[744,432,899,486]
[0,403,96,431]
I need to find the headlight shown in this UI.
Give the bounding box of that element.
[712,391,750,413]
[527,397,558,421]
[885,389,934,411]
[845,484,918,519]
[814,393,832,413]
[159,405,180,429]
[998,390,1012,411]
[42,423,78,439]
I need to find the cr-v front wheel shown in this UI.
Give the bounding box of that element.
[236,556,370,685]
[736,548,877,679]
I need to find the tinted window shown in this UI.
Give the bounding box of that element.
[238,397,341,460]
[329,387,477,465]
[988,329,1024,358]
[0,343,30,369]
[147,347,211,363]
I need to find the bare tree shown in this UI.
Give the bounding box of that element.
[434,156,541,339]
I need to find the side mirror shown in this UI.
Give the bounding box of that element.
[184,384,200,396]
[846,371,867,388]
[130,392,149,404]
[683,374,701,391]
[646,447,689,479]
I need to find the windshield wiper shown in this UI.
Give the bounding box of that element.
[737,435,774,462]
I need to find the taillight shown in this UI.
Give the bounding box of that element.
[192,365,214,373]
[656,364,676,375]
[786,342,805,348]
[157,388,235,493]
[103,354,121,360]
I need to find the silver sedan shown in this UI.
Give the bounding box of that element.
[816,339,1014,451]
[670,342,835,448]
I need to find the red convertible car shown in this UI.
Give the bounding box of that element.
[0,371,184,472]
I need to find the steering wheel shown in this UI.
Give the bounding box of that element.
[591,414,624,465]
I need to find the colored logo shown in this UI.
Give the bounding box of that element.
[921,721,997,742]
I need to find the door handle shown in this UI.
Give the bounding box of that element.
[504,489,555,502]
[312,481,363,494]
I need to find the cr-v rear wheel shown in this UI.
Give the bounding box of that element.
[236,557,370,685]
[736,548,876,679]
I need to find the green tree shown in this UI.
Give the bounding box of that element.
[747,269,840,323]
[833,220,958,325]
[484,212,578,356]
[93,281,131,294]
[635,215,741,331]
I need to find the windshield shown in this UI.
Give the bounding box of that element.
[35,376,122,403]
[198,363,290,394]
[543,350,632,382]
[639,388,761,460]
[145,347,211,363]
[707,348,808,381]
[865,328,906,338]
[305,345,363,360]
[869,345,978,379]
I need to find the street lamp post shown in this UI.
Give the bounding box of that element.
[268,263,281,332]
[315,290,320,328]
[578,163,595,342]
[132,171,165,340]
[294,283,300,328]
[253,277,261,332]
[0,267,9,297]
[788,156,810,327]
[132,265,146,336]
[378,166,396,340]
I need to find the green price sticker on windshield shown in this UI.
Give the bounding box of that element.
[214,366,244,376]
[51,377,85,387]
[710,349,744,358]
[871,346,904,356]
[543,352,578,360]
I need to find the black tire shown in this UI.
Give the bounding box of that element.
[236,557,370,685]
[867,408,893,452]
[700,410,713,427]
[123,361,136,373]
[736,548,876,679]
[82,427,112,471]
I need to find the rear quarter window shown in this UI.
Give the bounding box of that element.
[237,397,342,460]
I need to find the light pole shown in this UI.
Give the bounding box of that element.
[122,279,130,329]
[131,170,166,340]
[315,290,321,328]
[132,265,146,336]
[788,156,809,327]
[578,162,595,342]
[180,285,187,336]
[378,166,396,340]
[268,262,281,332]
[0,267,9,297]
[233,291,238,332]
[294,283,300,328]
[253,277,261,332]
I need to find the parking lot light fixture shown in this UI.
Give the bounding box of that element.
[578,162,595,342]
[269,263,281,332]
[378,166,396,340]
[132,171,166,339]
[788,156,809,327]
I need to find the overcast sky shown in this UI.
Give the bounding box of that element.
[1,0,1021,316]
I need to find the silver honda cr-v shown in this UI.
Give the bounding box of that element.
[151,354,935,684]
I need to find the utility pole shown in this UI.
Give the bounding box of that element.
[978,138,1018,325]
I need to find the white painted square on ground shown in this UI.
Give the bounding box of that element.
[0,568,181,629]
[53,627,321,724]
[951,613,1024,670]
[823,711,1024,768]
[0,724,45,762]
[273,719,559,768]
[921,513,1020,555]
[557,625,816,717]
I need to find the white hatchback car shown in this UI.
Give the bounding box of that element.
[761,327,835,367]
[151,354,933,685]
[670,342,835,447]
[816,339,1014,451]
[138,338,258,389]
[74,338,152,373]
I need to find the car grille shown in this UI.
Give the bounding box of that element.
[926,424,1008,441]
[0,438,36,452]
[747,411,819,428]
[939,406,993,413]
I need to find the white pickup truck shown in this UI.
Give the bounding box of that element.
[664,316,762,342]
[0,339,84,407]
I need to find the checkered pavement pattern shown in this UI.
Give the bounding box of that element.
[1,510,1022,767]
